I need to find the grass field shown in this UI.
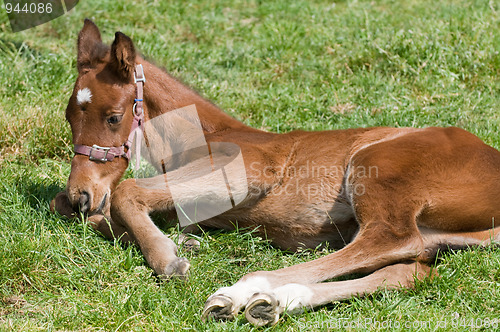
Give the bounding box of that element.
[1,0,500,330]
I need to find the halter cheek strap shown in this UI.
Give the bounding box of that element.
[73,64,146,163]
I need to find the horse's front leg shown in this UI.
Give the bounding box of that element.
[50,191,134,244]
[50,191,77,219]
[110,178,190,278]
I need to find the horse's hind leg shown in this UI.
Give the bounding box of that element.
[243,226,500,326]
[243,261,432,327]
[202,224,424,323]
[203,152,428,321]
[419,226,500,262]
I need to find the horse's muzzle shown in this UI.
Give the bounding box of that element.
[77,191,91,214]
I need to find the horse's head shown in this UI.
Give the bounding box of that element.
[65,19,140,215]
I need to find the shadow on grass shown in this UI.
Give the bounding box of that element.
[21,180,63,213]
[0,37,44,59]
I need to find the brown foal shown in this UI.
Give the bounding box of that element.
[51,20,500,326]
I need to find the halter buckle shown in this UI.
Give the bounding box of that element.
[134,64,146,83]
[89,144,111,162]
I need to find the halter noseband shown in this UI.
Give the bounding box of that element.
[73,64,145,163]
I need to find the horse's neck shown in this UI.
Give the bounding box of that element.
[139,61,258,173]
[141,61,249,134]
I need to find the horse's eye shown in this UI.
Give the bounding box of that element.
[107,115,122,125]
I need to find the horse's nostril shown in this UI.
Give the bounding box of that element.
[79,191,91,213]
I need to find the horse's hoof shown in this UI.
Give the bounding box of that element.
[202,295,235,321]
[174,257,190,277]
[244,293,280,327]
[183,238,200,252]
[159,257,190,280]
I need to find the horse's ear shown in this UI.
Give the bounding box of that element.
[110,32,136,79]
[77,19,105,72]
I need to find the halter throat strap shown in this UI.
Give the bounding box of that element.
[73,64,145,162]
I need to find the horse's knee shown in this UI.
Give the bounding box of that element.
[50,191,77,218]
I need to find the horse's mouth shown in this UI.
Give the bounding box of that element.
[90,192,108,216]
[98,193,108,212]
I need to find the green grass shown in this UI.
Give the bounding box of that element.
[1,0,500,330]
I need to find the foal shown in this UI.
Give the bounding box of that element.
[52,20,500,326]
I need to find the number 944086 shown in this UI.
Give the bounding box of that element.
[6,2,53,14]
